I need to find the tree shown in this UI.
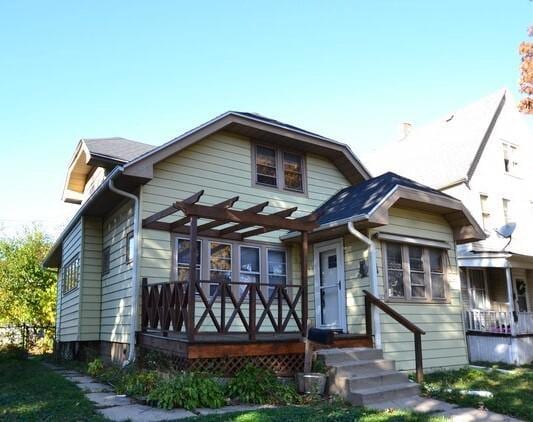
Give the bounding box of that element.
[518,26,533,114]
[0,227,57,328]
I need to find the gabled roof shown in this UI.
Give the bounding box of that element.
[123,111,371,185]
[298,172,485,244]
[316,172,455,225]
[83,137,155,164]
[62,137,154,204]
[365,88,508,189]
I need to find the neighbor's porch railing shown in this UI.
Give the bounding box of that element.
[464,310,533,335]
[141,278,305,340]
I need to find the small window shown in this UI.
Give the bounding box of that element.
[429,249,445,299]
[209,242,232,296]
[283,152,304,192]
[62,255,80,294]
[386,243,405,297]
[267,249,287,297]
[239,246,260,295]
[176,238,201,282]
[503,143,519,174]
[255,146,277,187]
[126,231,134,263]
[502,198,511,224]
[408,246,425,298]
[480,194,490,231]
[102,247,111,276]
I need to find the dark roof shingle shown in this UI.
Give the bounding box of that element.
[83,137,155,163]
[316,172,454,225]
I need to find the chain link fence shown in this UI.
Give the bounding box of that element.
[0,324,55,355]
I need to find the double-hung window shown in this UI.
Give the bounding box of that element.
[480,194,490,231]
[503,142,518,175]
[239,246,260,294]
[209,242,232,296]
[267,249,287,297]
[254,145,305,193]
[469,269,488,309]
[384,242,448,302]
[175,238,201,282]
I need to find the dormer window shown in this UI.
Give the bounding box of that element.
[253,144,306,194]
[503,142,518,175]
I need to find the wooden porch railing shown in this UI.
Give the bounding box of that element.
[141,278,305,340]
[363,290,426,383]
[464,310,533,335]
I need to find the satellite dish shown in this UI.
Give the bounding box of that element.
[496,222,516,250]
[496,222,516,238]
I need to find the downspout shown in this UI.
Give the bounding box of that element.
[108,169,140,367]
[347,221,382,349]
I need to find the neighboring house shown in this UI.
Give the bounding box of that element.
[44,111,483,381]
[367,88,533,364]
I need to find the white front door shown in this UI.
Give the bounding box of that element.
[314,239,346,331]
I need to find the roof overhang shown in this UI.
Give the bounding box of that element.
[61,140,125,204]
[122,112,371,185]
[282,185,486,244]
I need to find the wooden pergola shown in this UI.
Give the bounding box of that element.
[141,190,319,342]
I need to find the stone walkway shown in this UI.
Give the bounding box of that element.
[368,396,523,421]
[43,362,266,421]
[44,362,523,421]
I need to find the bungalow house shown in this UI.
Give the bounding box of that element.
[367,88,533,365]
[43,112,484,403]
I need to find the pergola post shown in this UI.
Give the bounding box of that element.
[187,216,198,341]
[301,231,309,337]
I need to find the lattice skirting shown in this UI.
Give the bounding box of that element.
[139,348,304,376]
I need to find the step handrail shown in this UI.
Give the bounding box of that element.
[363,290,425,383]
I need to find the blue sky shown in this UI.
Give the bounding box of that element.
[0,1,531,237]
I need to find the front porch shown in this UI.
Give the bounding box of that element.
[461,266,533,364]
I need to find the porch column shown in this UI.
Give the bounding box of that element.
[505,267,516,336]
[300,231,309,337]
[187,216,198,341]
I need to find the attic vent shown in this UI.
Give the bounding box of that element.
[445,114,454,122]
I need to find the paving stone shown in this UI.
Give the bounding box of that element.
[86,392,134,408]
[441,407,523,422]
[196,404,272,415]
[369,396,457,413]
[77,382,113,393]
[98,404,195,421]
[65,375,95,383]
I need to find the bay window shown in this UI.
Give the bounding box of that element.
[384,242,448,302]
[209,242,232,296]
[175,238,201,282]
[267,249,287,297]
[239,246,260,294]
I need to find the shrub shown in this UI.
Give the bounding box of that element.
[87,358,104,377]
[147,372,225,410]
[226,364,299,405]
[312,359,328,374]
[115,370,161,397]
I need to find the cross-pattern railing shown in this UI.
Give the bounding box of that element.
[464,310,533,335]
[141,278,304,340]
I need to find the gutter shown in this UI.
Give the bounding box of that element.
[108,168,140,367]
[347,221,382,349]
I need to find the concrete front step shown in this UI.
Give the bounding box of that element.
[317,347,383,364]
[342,370,410,390]
[328,359,396,377]
[348,382,421,406]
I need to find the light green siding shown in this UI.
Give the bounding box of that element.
[140,131,350,286]
[100,201,134,344]
[371,207,468,371]
[79,217,102,341]
[57,218,83,342]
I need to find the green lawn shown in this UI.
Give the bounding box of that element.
[421,366,533,421]
[189,404,445,422]
[0,350,106,421]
